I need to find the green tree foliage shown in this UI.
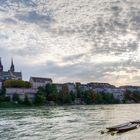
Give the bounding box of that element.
[81,90,96,104]
[70,91,76,102]
[23,94,32,105]
[95,92,118,104]
[12,93,20,102]
[4,96,10,102]
[95,93,103,104]
[56,84,72,104]
[0,86,6,96]
[34,91,46,105]
[0,86,6,102]
[57,91,72,104]
[45,84,58,101]
[4,80,32,88]
[76,83,81,98]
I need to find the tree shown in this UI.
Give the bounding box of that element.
[99,92,116,104]
[57,91,72,104]
[4,80,32,88]
[95,93,103,104]
[70,91,76,102]
[45,84,58,101]
[45,84,52,96]
[12,93,20,103]
[0,86,6,102]
[34,91,46,105]
[23,94,32,105]
[81,90,95,104]
[76,83,81,98]
[0,86,6,96]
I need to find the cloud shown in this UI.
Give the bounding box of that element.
[38,59,140,84]
[1,18,17,24]
[0,0,37,8]
[15,11,54,25]
[0,0,140,85]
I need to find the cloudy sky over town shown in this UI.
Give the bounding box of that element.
[0,0,140,86]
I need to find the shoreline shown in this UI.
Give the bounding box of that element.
[0,102,138,109]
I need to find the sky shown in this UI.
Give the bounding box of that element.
[0,0,140,86]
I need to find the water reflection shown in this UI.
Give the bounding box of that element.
[0,104,140,140]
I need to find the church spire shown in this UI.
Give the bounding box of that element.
[10,58,15,72]
[0,57,3,72]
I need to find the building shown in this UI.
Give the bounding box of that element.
[30,77,53,89]
[0,58,22,82]
[104,88,125,101]
[80,84,90,92]
[65,83,76,93]
[55,83,63,92]
[120,86,140,93]
[85,82,124,101]
[6,88,37,101]
[55,83,76,93]
[87,82,115,89]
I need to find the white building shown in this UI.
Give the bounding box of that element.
[65,83,76,93]
[55,83,76,93]
[80,84,91,92]
[55,83,63,92]
[6,88,37,101]
[120,86,140,93]
[30,77,52,89]
[104,88,125,101]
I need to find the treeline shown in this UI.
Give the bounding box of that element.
[124,90,140,103]
[34,84,120,105]
[0,83,121,107]
[4,80,32,88]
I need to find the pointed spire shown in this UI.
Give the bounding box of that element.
[10,58,15,72]
[0,57,2,65]
[0,57,3,72]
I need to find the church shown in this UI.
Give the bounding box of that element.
[0,58,22,81]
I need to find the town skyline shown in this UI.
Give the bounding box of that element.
[0,57,140,88]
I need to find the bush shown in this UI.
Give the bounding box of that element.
[4,96,11,102]
[23,94,32,106]
[12,93,20,103]
[57,91,72,105]
[4,80,32,88]
[81,90,95,104]
[34,91,46,105]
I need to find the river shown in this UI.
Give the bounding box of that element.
[0,104,140,140]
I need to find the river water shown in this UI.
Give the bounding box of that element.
[0,104,140,140]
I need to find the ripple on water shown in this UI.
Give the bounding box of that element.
[0,105,140,140]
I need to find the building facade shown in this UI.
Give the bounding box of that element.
[120,86,140,93]
[6,88,37,101]
[30,77,53,89]
[0,58,22,82]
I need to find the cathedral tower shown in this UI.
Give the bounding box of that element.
[0,57,3,72]
[10,58,15,72]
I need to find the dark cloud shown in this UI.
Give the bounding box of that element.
[1,18,17,24]
[0,0,140,85]
[15,11,54,25]
[39,59,140,83]
[0,0,37,8]
[12,47,43,56]
[0,33,8,40]
[62,53,86,62]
